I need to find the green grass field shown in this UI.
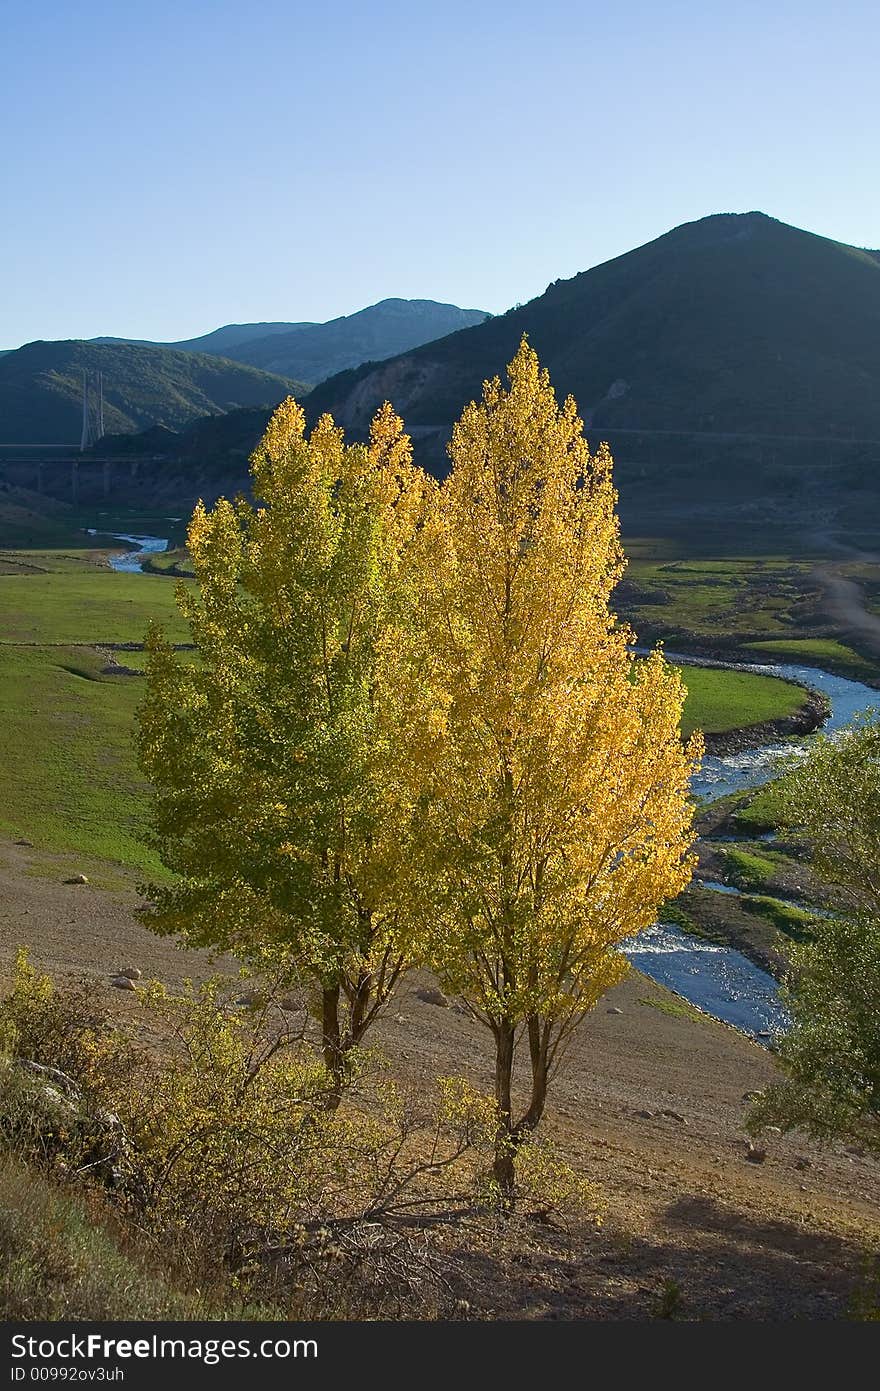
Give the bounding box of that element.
[622,555,812,643]
[0,553,187,644]
[0,548,811,874]
[675,663,804,737]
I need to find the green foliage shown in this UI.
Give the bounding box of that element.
[138,399,438,1087]
[750,718,880,1150]
[749,915,880,1152]
[775,717,880,912]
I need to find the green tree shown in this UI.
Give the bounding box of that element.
[417,340,701,1195]
[137,398,436,1098]
[750,718,880,1153]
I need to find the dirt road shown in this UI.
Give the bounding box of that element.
[808,531,880,660]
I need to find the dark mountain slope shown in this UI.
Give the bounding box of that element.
[307,214,880,445]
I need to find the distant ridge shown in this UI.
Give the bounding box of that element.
[87,298,489,386]
[0,340,305,446]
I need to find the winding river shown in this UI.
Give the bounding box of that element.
[97,531,169,572]
[104,533,879,1044]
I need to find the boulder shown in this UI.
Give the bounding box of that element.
[110,975,137,991]
[64,873,89,885]
[117,967,142,980]
[415,986,449,1007]
[233,990,263,1008]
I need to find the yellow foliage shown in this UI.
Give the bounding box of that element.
[406,339,701,1179]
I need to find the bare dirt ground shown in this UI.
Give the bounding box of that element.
[2,837,878,1320]
[811,532,880,661]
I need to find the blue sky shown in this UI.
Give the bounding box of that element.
[2,0,878,346]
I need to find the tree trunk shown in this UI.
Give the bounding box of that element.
[321,984,345,1109]
[493,1018,517,1200]
[522,1014,549,1133]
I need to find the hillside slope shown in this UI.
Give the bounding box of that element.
[0,340,305,446]
[308,213,880,443]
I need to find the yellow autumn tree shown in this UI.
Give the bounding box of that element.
[420,339,702,1194]
[137,399,437,1099]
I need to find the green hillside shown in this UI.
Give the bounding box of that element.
[0,340,307,446]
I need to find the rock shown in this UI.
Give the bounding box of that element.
[233,990,263,1008]
[117,967,141,981]
[607,1006,624,1015]
[110,975,136,991]
[415,986,449,1007]
[794,1156,812,1171]
[661,1109,688,1124]
[64,873,89,885]
[636,1109,655,1120]
[15,838,33,847]
[745,1143,766,1164]
[741,1090,761,1102]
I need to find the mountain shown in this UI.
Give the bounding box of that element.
[0,340,306,446]
[227,299,489,382]
[91,299,489,385]
[307,212,880,456]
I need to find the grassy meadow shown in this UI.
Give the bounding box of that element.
[620,549,880,682]
[0,545,814,877]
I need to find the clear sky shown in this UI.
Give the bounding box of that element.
[2,0,878,347]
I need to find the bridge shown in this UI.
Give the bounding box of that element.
[0,448,170,503]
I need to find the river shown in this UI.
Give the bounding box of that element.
[95,531,169,573]
[103,532,879,1044]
